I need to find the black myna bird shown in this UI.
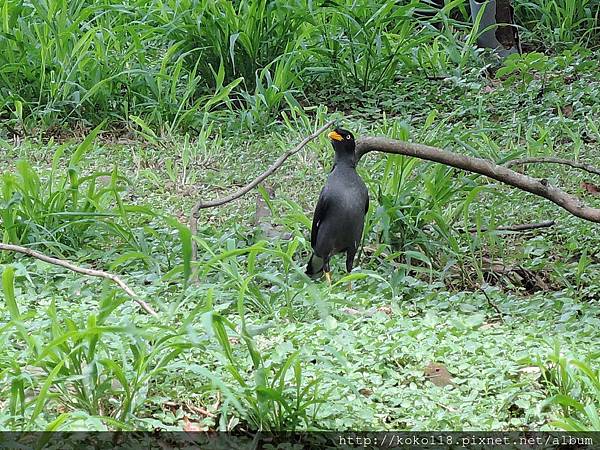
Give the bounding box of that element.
[306,128,369,284]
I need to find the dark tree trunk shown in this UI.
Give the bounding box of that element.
[495,0,520,51]
[469,0,520,56]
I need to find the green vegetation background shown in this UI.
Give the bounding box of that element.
[0,0,599,432]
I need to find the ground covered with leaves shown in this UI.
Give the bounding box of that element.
[1,0,599,433]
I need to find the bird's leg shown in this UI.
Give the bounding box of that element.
[324,260,332,285]
[346,250,356,291]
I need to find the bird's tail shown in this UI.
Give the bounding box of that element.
[305,253,324,278]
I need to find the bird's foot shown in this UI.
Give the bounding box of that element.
[324,271,332,285]
[347,281,353,291]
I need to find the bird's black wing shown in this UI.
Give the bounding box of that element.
[364,194,369,215]
[311,186,329,248]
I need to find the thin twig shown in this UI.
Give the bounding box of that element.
[480,287,506,324]
[435,402,458,412]
[466,220,556,233]
[188,403,216,418]
[189,120,335,265]
[0,243,158,317]
[505,157,600,177]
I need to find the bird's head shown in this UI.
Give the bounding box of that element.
[328,128,355,154]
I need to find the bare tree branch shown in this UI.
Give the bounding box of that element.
[505,157,600,177]
[189,120,335,263]
[0,243,158,317]
[355,137,600,223]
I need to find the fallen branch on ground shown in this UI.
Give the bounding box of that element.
[480,288,506,323]
[0,243,158,317]
[466,220,556,233]
[189,120,334,265]
[505,157,600,177]
[355,137,600,223]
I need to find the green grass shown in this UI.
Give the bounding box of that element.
[0,0,479,133]
[516,0,600,48]
[1,0,598,134]
[1,0,600,433]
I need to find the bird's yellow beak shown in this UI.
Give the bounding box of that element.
[328,131,343,141]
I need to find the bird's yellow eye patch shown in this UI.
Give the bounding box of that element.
[328,131,343,141]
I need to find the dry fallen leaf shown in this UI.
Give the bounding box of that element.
[377,306,392,315]
[183,416,206,432]
[561,104,573,117]
[359,387,373,397]
[424,362,455,387]
[581,181,600,196]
